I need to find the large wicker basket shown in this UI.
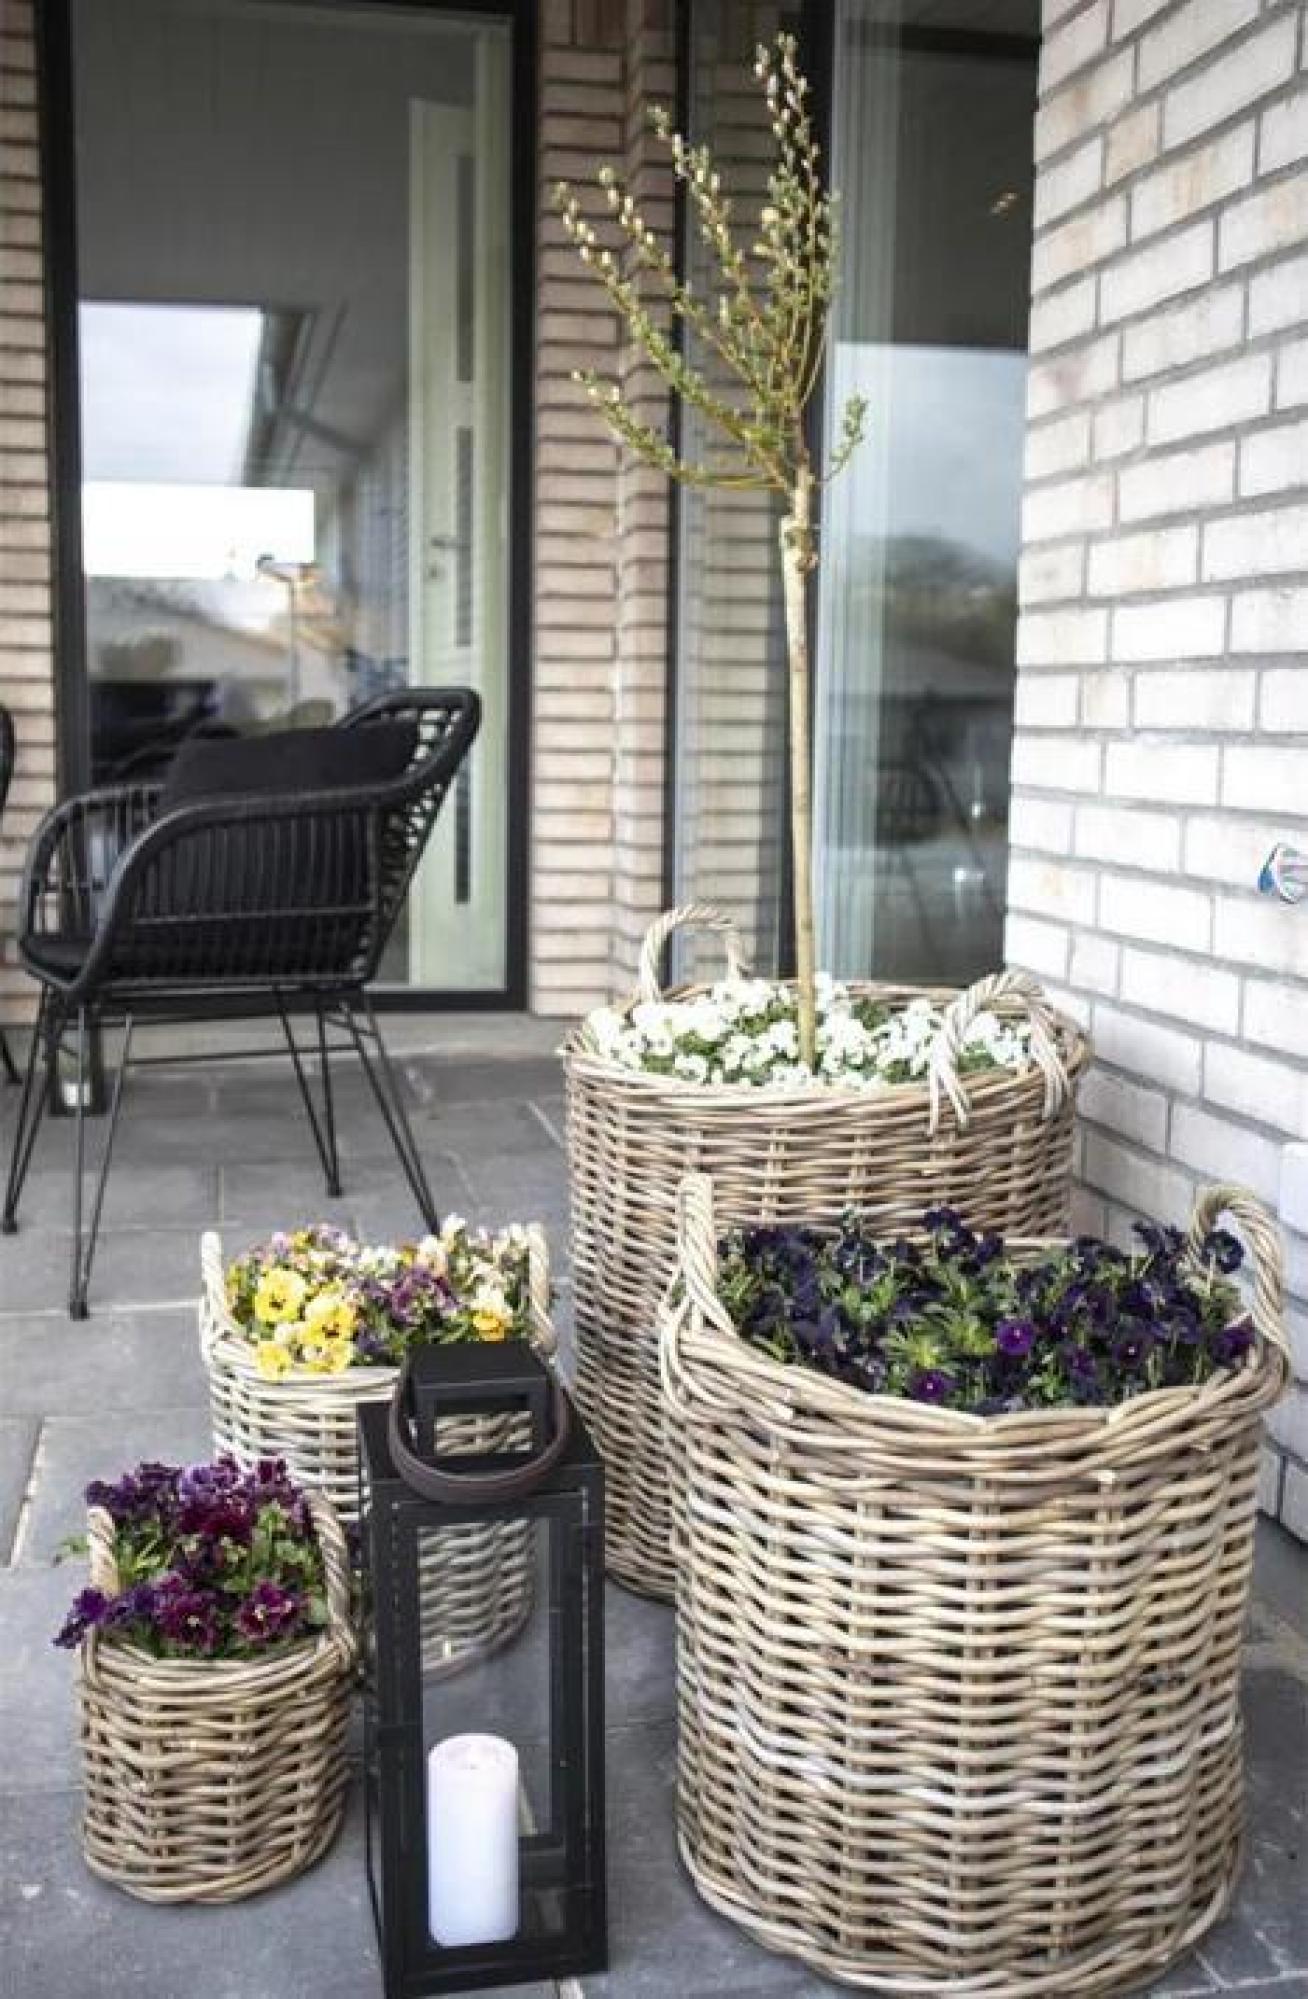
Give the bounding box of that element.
[79,1490,355,1903]
[661,1170,1289,1997]
[200,1226,554,1670]
[565,903,1090,1598]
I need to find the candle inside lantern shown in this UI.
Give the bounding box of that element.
[427,1733,520,1948]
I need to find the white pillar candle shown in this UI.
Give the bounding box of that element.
[427,1733,520,1949]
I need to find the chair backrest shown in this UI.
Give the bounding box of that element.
[84,687,480,992]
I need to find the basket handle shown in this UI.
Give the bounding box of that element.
[637,903,750,1003]
[199,1230,229,1363]
[305,1490,359,1668]
[1187,1183,1290,1367]
[86,1504,119,1599]
[523,1223,557,1359]
[927,969,1072,1135]
[675,1171,737,1341]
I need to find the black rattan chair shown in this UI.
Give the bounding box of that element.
[1,688,480,1315]
[0,706,21,1087]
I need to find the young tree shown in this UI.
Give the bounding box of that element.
[555,32,864,1070]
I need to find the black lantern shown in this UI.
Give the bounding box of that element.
[359,1340,606,1997]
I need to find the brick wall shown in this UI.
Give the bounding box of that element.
[0,0,55,1032]
[1010,0,1308,1534]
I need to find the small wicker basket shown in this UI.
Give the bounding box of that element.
[566,903,1090,1598]
[200,1226,554,1670]
[78,1489,355,1904]
[662,1170,1289,1997]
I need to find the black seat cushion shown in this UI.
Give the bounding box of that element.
[160,718,418,807]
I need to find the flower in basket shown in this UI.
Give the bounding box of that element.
[718,1207,1254,1413]
[224,1217,534,1377]
[586,975,1035,1091]
[54,1457,326,1659]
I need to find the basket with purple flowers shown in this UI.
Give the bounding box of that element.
[200,1219,554,1671]
[662,1172,1289,1996]
[58,1457,354,1903]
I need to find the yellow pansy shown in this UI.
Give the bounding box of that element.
[472,1298,512,1341]
[253,1267,308,1326]
[303,1288,357,1340]
[255,1341,294,1381]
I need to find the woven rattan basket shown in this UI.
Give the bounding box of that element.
[565,903,1090,1598]
[661,1170,1289,1997]
[200,1227,554,1669]
[78,1489,355,1904]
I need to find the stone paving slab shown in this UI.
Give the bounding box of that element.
[0,1309,207,1419]
[19,1409,214,1564]
[0,1225,206,1318]
[0,1564,83,1791]
[10,1161,221,1232]
[0,1416,36,1562]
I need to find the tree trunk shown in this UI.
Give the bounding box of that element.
[780,466,817,1070]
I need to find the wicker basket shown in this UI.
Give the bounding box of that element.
[200,1227,554,1670]
[565,903,1090,1598]
[78,1490,355,1903]
[661,1170,1289,1997]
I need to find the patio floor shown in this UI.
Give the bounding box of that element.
[0,1019,1305,1999]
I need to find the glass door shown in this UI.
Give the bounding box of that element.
[68,0,516,994]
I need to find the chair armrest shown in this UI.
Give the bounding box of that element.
[21,784,162,940]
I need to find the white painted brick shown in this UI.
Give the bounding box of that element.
[1222,745,1308,816]
[1283,1462,1308,1538]
[1134,667,1255,731]
[1268,1388,1308,1466]
[1082,1128,1194,1224]
[1032,196,1128,295]
[1206,1040,1307,1136]
[1020,541,1086,605]
[1026,411,1093,480]
[1029,276,1099,354]
[1008,793,1075,855]
[1016,604,1109,664]
[1035,134,1105,228]
[1095,997,1205,1091]
[1215,894,1308,980]
[1248,254,1308,340]
[1120,944,1241,1033]
[1080,1066,1169,1150]
[1259,667,1308,732]
[1147,354,1272,447]
[1104,738,1220,804]
[1204,502,1308,582]
[1279,1142,1308,1235]
[1022,473,1114,543]
[1092,394,1145,458]
[1110,596,1228,662]
[1185,812,1289,887]
[1240,417,1308,499]
[1099,219,1214,324]
[1008,854,1098,925]
[1014,672,1081,727]
[1120,282,1244,383]
[1130,124,1254,240]
[1081,669,1132,728]
[1005,911,1071,980]
[1220,170,1308,273]
[1042,1,1110,94]
[1036,50,1134,163]
[1111,0,1170,38]
[1118,441,1235,521]
[1097,871,1212,950]
[1247,979,1308,1061]
[1230,586,1308,653]
[1171,1102,1282,1203]
[1070,931,1120,995]
[1277,338,1308,411]
[1260,87,1308,175]
[1087,524,1198,596]
[1139,0,1258,94]
[1163,16,1298,151]
[1010,731,1103,793]
[1076,801,1183,870]
[1258,1445,1285,1518]
[1028,332,1122,418]
[1281,1303,1308,1385]
[1105,100,1161,185]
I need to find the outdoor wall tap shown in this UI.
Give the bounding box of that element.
[1258,843,1308,904]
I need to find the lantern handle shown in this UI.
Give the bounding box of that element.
[387,1357,573,1505]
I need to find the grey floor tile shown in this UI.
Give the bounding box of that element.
[604,1581,677,1727]
[411,1055,564,1108]
[10,1162,221,1232]
[0,1564,83,1790]
[0,1416,37,1561]
[20,1408,215,1564]
[422,1096,562,1158]
[322,1160,473,1245]
[0,1225,206,1318]
[1255,1518,1308,1640]
[455,1147,568,1226]
[0,1310,207,1419]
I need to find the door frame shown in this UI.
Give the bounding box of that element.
[35,0,535,1011]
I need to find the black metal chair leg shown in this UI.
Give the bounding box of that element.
[345,995,438,1233]
[276,994,342,1199]
[0,1025,18,1086]
[2,991,56,1232]
[67,1010,134,1320]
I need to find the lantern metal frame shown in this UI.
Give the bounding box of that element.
[359,1341,606,1998]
